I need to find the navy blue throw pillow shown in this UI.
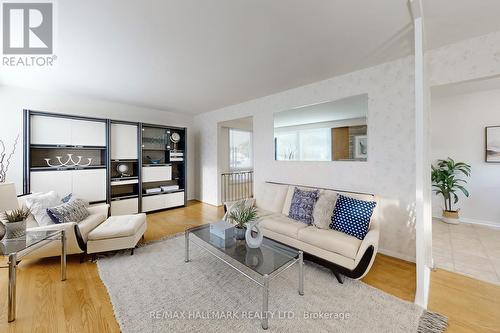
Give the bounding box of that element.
[329,195,376,240]
[288,187,319,225]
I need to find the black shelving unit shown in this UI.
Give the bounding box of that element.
[23,110,187,213]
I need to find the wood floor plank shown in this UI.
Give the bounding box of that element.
[0,201,498,332]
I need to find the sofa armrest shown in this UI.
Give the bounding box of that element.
[354,227,379,278]
[27,221,78,233]
[87,203,109,217]
[24,222,85,257]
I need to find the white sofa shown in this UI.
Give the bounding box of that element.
[252,182,379,282]
[17,194,109,260]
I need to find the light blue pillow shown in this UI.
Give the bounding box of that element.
[329,195,376,240]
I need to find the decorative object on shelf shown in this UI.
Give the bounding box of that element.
[116,163,130,177]
[245,219,263,248]
[170,132,181,150]
[0,134,19,183]
[146,156,163,164]
[44,154,93,168]
[486,126,500,163]
[354,135,368,159]
[160,185,179,192]
[145,187,162,194]
[2,208,30,239]
[169,150,184,162]
[227,200,258,240]
[431,158,471,224]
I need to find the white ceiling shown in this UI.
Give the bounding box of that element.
[274,94,367,128]
[2,0,500,114]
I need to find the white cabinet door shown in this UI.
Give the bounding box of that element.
[111,198,139,216]
[30,170,73,196]
[164,191,185,208]
[72,169,107,202]
[142,166,172,182]
[111,123,138,160]
[71,119,106,147]
[142,192,184,212]
[31,115,72,145]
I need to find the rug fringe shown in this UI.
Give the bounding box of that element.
[417,311,448,333]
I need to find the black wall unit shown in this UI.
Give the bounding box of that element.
[23,110,188,214]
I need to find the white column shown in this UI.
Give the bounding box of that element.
[411,0,432,309]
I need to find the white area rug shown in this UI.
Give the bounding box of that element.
[97,235,446,332]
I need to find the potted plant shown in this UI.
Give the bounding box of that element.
[2,208,30,239]
[431,158,471,224]
[227,201,258,240]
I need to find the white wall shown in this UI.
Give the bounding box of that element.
[0,85,195,200]
[195,57,417,260]
[431,88,500,226]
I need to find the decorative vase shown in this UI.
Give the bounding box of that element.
[5,220,27,239]
[441,210,460,225]
[0,222,5,241]
[245,219,263,248]
[235,226,246,240]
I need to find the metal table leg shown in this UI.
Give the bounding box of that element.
[185,230,190,263]
[298,251,304,296]
[61,230,67,281]
[262,274,269,330]
[8,253,17,322]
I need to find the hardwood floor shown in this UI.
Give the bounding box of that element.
[0,201,498,332]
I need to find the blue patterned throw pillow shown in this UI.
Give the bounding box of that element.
[46,199,90,224]
[329,195,376,240]
[288,187,319,224]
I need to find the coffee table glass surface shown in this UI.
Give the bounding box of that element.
[185,223,304,330]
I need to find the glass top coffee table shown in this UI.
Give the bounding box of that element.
[1,229,67,322]
[185,224,304,330]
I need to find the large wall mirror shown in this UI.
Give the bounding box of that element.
[273,94,368,161]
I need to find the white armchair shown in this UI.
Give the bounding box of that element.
[17,194,109,260]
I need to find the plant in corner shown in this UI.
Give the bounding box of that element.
[431,158,471,224]
[227,201,258,240]
[2,208,30,240]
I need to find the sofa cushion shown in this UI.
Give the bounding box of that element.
[255,183,288,213]
[288,187,319,224]
[298,226,362,259]
[260,214,309,239]
[25,191,61,227]
[88,214,146,241]
[330,195,377,240]
[46,199,89,224]
[312,190,338,229]
[77,212,109,241]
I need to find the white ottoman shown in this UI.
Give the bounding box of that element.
[87,213,147,256]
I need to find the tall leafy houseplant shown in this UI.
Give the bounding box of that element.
[431,158,471,224]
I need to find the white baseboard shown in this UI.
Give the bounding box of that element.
[378,247,416,263]
[432,215,500,229]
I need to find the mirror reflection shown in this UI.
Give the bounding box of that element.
[273,94,368,161]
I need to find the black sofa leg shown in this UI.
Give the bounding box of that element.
[131,248,134,256]
[80,253,86,263]
[332,270,344,284]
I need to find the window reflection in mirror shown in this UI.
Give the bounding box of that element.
[273,94,368,161]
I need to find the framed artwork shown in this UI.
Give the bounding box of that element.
[486,126,500,163]
[354,135,368,159]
